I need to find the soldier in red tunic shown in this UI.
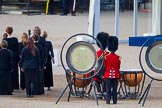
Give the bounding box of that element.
[104,36,121,104]
[94,32,109,93]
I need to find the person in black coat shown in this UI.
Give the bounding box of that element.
[32,34,45,95]
[0,40,14,95]
[4,26,19,90]
[42,31,54,90]
[46,0,55,15]
[33,26,47,64]
[20,38,41,97]
[60,0,76,16]
[18,33,28,90]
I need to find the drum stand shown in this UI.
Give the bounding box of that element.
[119,70,145,99]
[87,78,106,105]
[138,78,154,106]
[55,77,105,105]
[55,78,73,104]
[117,78,127,99]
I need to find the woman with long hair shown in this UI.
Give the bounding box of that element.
[32,33,45,95]
[20,38,41,97]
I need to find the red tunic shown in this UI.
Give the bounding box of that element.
[94,49,109,81]
[104,53,121,79]
[96,49,109,66]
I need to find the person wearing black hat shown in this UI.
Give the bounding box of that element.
[94,32,109,94]
[104,36,121,104]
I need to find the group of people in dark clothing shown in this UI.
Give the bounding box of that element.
[0,26,121,105]
[0,26,54,97]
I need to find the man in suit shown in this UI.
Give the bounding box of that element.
[33,26,47,64]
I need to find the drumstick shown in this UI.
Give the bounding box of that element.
[97,50,108,60]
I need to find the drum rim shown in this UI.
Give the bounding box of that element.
[66,41,97,75]
[60,33,105,80]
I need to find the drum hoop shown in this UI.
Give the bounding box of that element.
[60,33,105,80]
[139,35,162,81]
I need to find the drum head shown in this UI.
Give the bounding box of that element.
[140,35,162,81]
[60,33,104,80]
[66,41,97,75]
[145,41,162,73]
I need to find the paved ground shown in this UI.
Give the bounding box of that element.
[1,10,162,108]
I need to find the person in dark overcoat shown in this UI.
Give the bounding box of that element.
[42,31,54,90]
[20,38,41,97]
[60,0,76,16]
[0,40,14,95]
[18,33,28,90]
[4,26,19,90]
[32,34,45,95]
[46,0,55,15]
[33,26,47,64]
[104,36,121,104]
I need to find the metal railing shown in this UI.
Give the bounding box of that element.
[0,0,46,15]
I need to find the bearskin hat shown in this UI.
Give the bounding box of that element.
[96,32,109,50]
[108,36,119,53]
